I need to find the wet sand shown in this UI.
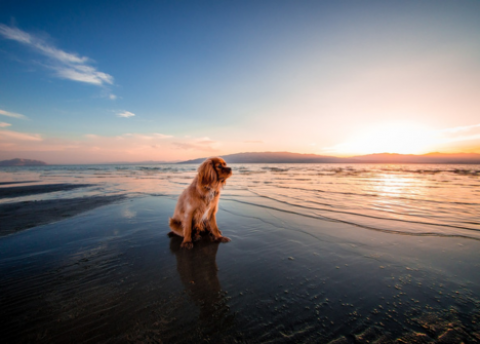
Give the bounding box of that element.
[0,195,126,236]
[0,183,93,199]
[1,194,480,343]
[0,183,125,236]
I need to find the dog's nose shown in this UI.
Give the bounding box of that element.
[226,167,232,173]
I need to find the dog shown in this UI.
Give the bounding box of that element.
[169,157,233,249]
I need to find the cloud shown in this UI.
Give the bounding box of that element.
[438,123,480,145]
[243,140,263,144]
[0,24,113,86]
[172,137,220,152]
[0,129,42,141]
[0,24,33,44]
[0,129,224,163]
[0,109,27,119]
[153,133,173,139]
[86,132,172,140]
[109,94,117,100]
[0,122,11,128]
[172,142,217,151]
[117,111,136,118]
[84,134,99,139]
[442,123,480,134]
[55,65,113,85]
[446,133,480,143]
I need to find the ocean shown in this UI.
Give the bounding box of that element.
[1,163,479,239]
[1,163,480,342]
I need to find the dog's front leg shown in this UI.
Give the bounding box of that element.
[208,206,230,243]
[181,211,194,249]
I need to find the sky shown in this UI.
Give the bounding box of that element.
[1,0,480,164]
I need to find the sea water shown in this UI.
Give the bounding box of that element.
[1,163,479,239]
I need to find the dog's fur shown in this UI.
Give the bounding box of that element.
[169,157,232,249]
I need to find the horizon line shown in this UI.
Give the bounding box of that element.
[2,150,480,165]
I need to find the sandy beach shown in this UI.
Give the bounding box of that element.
[1,177,480,343]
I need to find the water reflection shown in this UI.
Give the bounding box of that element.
[2,162,479,236]
[374,174,410,196]
[169,236,234,329]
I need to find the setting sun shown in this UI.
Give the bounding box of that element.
[325,122,439,156]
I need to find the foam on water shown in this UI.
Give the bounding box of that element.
[1,163,479,239]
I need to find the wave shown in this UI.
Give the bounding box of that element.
[223,197,480,241]
[2,163,478,239]
[269,184,480,206]
[246,190,478,231]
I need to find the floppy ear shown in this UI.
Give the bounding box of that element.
[197,159,217,187]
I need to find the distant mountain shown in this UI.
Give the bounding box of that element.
[0,158,47,166]
[178,152,480,164]
[178,152,346,164]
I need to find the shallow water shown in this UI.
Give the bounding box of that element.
[1,163,480,342]
[1,163,479,238]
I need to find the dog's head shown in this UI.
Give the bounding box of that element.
[197,157,232,188]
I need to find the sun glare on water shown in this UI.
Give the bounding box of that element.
[332,122,438,156]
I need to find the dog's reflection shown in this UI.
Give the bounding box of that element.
[169,235,232,325]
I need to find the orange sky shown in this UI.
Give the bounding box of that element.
[1,1,480,163]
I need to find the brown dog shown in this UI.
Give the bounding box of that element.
[169,157,233,249]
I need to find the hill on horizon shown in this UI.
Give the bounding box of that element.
[177,151,480,164]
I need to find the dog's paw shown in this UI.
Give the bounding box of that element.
[216,236,231,243]
[193,234,202,242]
[181,241,193,249]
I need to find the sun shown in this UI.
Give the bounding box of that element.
[328,122,439,156]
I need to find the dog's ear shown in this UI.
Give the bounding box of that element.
[198,159,217,187]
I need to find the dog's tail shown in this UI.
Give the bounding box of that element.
[169,218,182,232]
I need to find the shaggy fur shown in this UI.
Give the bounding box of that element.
[168,157,232,249]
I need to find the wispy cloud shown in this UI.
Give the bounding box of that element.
[84,134,99,139]
[0,122,11,128]
[0,129,42,141]
[87,132,172,140]
[0,109,27,119]
[117,111,135,118]
[55,65,113,85]
[437,123,480,145]
[0,129,223,163]
[0,24,113,86]
[446,133,480,143]
[172,137,220,152]
[442,123,480,134]
[153,133,173,139]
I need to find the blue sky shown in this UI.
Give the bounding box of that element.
[1,1,480,163]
